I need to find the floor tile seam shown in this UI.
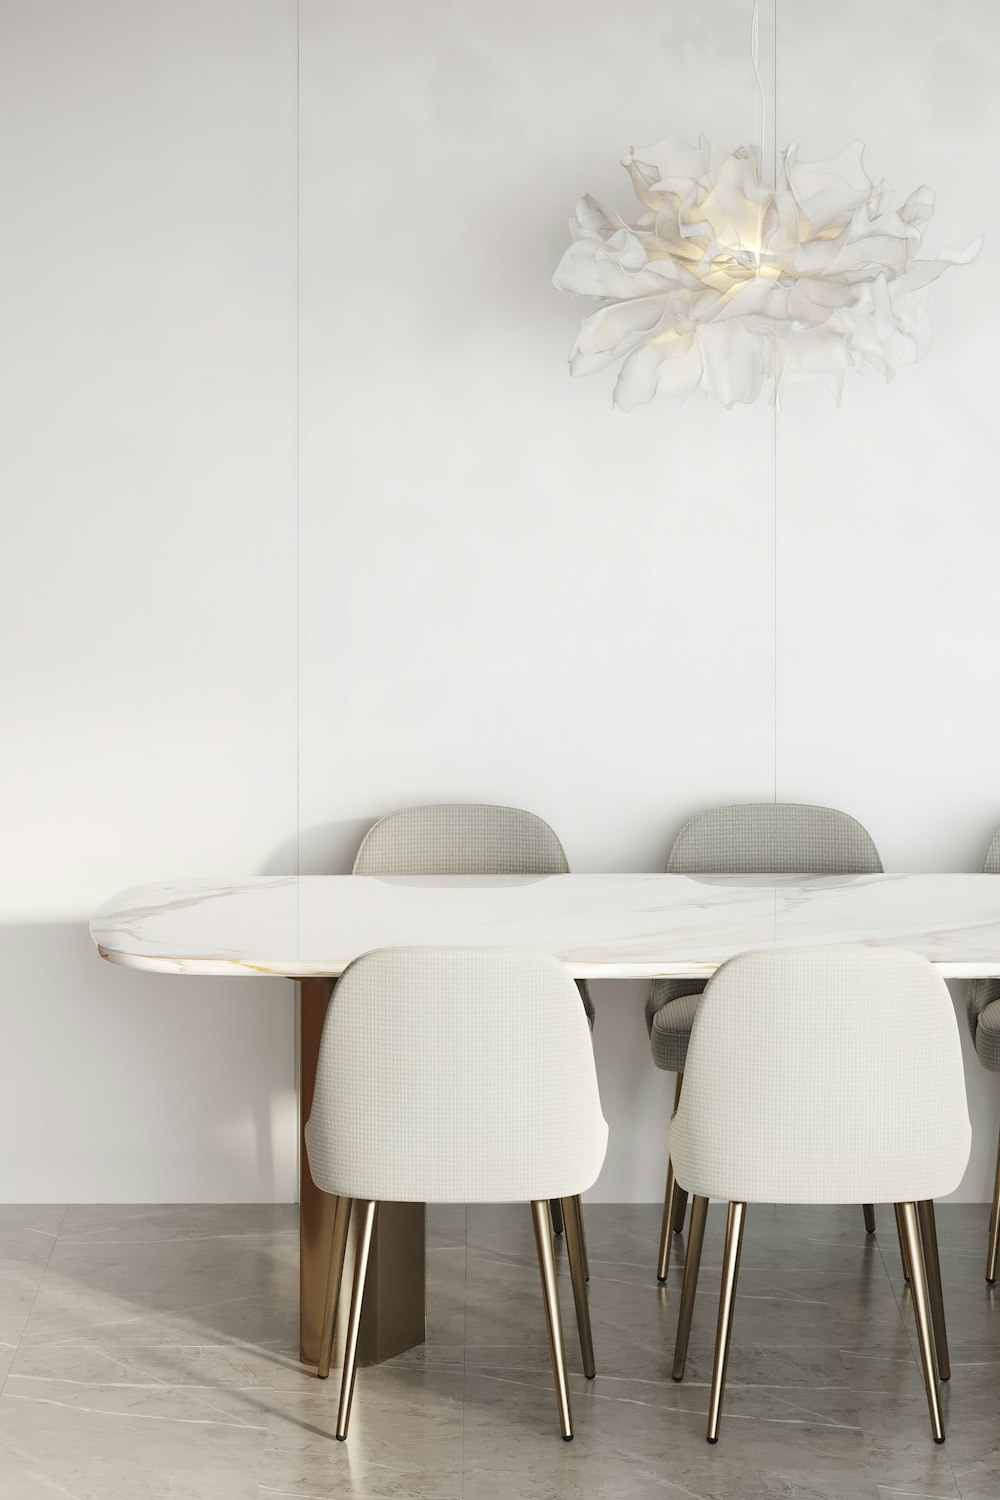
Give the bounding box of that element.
[3,1371,297,1392]
[56,1232,299,1246]
[465,1369,865,1428]
[868,1231,964,1498]
[0,1206,67,1402]
[0,1387,268,1433]
[461,1204,468,1500]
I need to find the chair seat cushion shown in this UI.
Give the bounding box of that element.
[649,992,701,1072]
[976,999,1000,1072]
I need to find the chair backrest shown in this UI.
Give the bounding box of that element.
[353,804,571,876]
[667,803,883,875]
[968,825,1000,1043]
[648,803,883,1018]
[304,947,608,1204]
[670,947,970,1205]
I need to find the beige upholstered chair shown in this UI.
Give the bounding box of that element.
[305,947,608,1441]
[967,826,1000,1283]
[647,803,884,1280]
[670,948,970,1445]
[354,803,595,1238]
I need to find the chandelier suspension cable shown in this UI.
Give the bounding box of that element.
[751,0,764,267]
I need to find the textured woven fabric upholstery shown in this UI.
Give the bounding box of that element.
[670,947,971,1205]
[967,827,1000,1067]
[646,803,883,1071]
[649,992,703,1072]
[354,804,595,1025]
[354,804,573,877]
[975,1001,1000,1072]
[305,947,608,1203]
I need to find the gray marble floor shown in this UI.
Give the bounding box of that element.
[0,1202,998,1499]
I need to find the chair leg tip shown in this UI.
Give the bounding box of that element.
[336,1434,347,1443]
[987,1277,997,1286]
[707,1436,719,1445]
[934,1435,945,1445]
[562,1433,574,1442]
[656,1275,667,1285]
[672,1374,683,1383]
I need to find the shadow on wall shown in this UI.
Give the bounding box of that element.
[259,819,379,877]
[0,921,295,1204]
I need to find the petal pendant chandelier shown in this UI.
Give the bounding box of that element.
[553,134,981,410]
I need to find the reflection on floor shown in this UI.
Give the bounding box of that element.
[0,1202,998,1498]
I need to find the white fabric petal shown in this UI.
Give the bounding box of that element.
[555,136,981,408]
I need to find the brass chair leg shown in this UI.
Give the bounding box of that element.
[673,1188,689,1235]
[917,1200,949,1381]
[894,1202,912,1282]
[577,1195,590,1282]
[657,1156,679,1284]
[531,1200,574,1439]
[317,1194,352,1380]
[898,1201,945,1443]
[549,1199,564,1236]
[671,1075,686,1235]
[863,1203,876,1234]
[673,1193,708,1381]
[562,1196,595,1379]
[707,1201,746,1444]
[987,1126,1000,1285]
[656,1073,685,1282]
[336,1199,378,1441]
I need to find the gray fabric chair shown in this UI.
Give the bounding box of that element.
[648,802,884,1281]
[967,827,1000,1283]
[353,803,595,1238]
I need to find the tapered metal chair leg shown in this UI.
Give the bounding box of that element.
[562,1196,595,1379]
[894,1202,912,1282]
[577,1194,590,1282]
[657,1157,679,1284]
[673,1194,708,1381]
[673,1188,689,1235]
[335,1200,378,1441]
[863,1203,876,1234]
[707,1201,746,1444]
[671,1075,686,1234]
[656,1073,685,1282]
[898,1202,945,1443]
[987,1127,1000,1285]
[917,1200,949,1381]
[531,1200,573,1439]
[549,1199,564,1236]
[317,1194,352,1380]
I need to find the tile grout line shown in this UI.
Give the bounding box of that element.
[870,1217,964,1498]
[0,1205,69,1402]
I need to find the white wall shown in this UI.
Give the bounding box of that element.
[1,0,998,1202]
[0,1,299,1200]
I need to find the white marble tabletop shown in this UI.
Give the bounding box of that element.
[90,872,1000,979]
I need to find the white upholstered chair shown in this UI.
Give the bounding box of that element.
[354,802,595,1239]
[669,948,971,1445]
[966,826,1000,1283]
[647,802,884,1280]
[304,947,609,1442]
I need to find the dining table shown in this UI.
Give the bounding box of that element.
[90,869,1000,1370]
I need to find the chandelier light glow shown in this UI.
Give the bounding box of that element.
[553,136,981,409]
